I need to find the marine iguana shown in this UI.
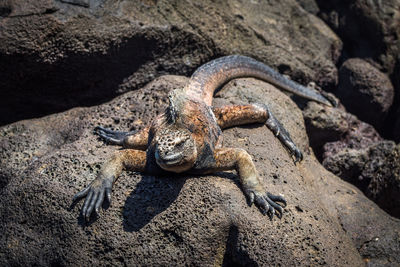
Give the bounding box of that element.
[73,55,334,221]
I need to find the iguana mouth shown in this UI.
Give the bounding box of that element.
[155,150,182,166]
[162,152,182,165]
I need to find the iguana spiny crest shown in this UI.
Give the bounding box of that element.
[165,88,186,124]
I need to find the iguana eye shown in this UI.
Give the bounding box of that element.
[176,140,185,148]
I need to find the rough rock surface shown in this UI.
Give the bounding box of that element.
[1,76,400,266]
[316,0,400,74]
[337,58,394,130]
[323,141,400,219]
[316,0,400,140]
[322,118,383,161]
[303,98,400,218]
[295,0,320,15]
[394,107,400,142]
[2,0,400,265]
[302,101,349,157]
[392,61,400,142]
[0,0,341,126]
[302,99,385,155]
[0,0,341,125]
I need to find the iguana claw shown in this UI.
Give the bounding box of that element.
[94,126,128,145]
[248,190,286,219]
[73,175,114,222]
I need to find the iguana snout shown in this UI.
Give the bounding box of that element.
[154,127,197,173]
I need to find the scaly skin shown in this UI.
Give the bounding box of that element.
[73,55,333,221]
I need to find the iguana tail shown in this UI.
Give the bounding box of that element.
[184,55,333,107]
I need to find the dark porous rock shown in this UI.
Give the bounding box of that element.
[322,113,383,160]
[337,58,394,130]
[302,95,383,159]
[295,0,320,15]
[316,0,400,143]
[391,60,400,142]
[317,0,400,74]
[304,98,400,218]
[394,107,400,142]
[308,155,400,267]
[323,141,400,218]
[302,101,349,157]
[0,0,341,126]
[2,75,400,266]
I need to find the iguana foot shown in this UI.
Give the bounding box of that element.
[72,175,114,221]
[248,190,287,219]
[265,109,303,162]
[94,126,129,145]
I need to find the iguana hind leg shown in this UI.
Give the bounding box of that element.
[95,126,149,150]
[213,104,302,162]
[73,149,147,221]
[198,148,286,219]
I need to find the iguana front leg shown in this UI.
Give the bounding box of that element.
[95,126,149,150]
[73,149,146,221]
[213,104,303,162]
[199,148,286,219]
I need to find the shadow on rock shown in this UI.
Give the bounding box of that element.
[222,225,258,267]
[0,26,213,126]
[122,174,186,232]
[71,199,112,227]
[0,35,149,126]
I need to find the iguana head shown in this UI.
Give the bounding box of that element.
[154,127,197,173]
